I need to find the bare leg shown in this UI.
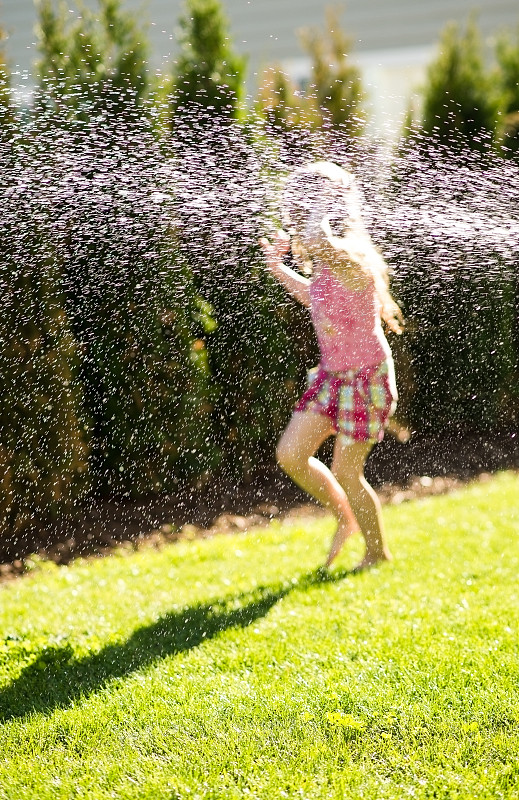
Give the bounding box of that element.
[276,412,358,560]
[331,438,392,571]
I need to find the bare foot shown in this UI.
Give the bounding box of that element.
[352,550,393,573]
[324,517,357,568]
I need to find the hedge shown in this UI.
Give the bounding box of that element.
[0,140,90,545]
[1,117,518,547]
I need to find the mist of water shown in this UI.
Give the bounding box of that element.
[1,88,518,559]
[3,98,518,308]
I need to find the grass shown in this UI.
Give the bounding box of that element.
[0,471,518,800]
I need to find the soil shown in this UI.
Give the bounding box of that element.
[1,428,517,582]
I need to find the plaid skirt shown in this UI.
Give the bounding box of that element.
[294,360,397,444]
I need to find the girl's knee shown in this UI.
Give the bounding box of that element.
[276,437,313,479]
[332,440,372,488]
[334,464,365,493]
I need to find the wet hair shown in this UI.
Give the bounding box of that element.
[282,161,403,334]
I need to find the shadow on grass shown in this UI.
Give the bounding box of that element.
[0,568,352,721]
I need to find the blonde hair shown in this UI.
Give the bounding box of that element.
[282,161,404,335]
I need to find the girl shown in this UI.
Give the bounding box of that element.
[260,161,403,571]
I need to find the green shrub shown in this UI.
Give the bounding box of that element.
[0,157,90,545]
[35,0,149,118]
[32,0,222,496]
[396,261,517,432]
[172,122,315,476]
[171,0,246,124]
[0,26,12,134]
[168,0,311,473]
[494,26,519,155]
[495,25,519,114]
[257,8,365,144]
[49,124,219,495]
[391,18,518,432]
[418,18,498,152]
[385,149,518,432]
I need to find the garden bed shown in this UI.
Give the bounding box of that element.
[1,427,517,579]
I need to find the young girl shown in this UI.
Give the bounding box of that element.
[260,161,403,571]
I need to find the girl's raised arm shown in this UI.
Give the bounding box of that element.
[259,230,311,308]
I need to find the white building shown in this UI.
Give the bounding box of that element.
[1,0,518,135]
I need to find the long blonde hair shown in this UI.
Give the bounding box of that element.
[282,161,404,335]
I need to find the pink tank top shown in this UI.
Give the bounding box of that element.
[309,264,391,371]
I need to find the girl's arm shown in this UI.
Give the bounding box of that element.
[259,230,311,308]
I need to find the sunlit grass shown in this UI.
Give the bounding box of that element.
[0,472,518,799]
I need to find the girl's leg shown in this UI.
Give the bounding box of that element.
[330,438,392,570]
[276,411,358,556]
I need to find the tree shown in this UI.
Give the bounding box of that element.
[258,8,365,140]
[392,18,519,433]
[494,26,519,156]
[0,26,13,135]
[35,0,149,117]
[171,0,246,124]
[0,188,91,546]
[169,1,309,476]
[418,18,498,152]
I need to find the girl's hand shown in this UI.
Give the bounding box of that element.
[320,214,335,240]
[259,229,291,269]
[258,228,311,305]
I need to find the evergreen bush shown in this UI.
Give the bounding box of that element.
[48,123,219,496]
[495,26,519,155]
[33,0,220,497]
[0,151,90,547]
[172,118,315,479]
[419,19,498,152]
[171,0,246,124]
[390,18,518,433]
[0,26,12,134]
[35,0,149,118]
[257,8,365,145]
[169,0,313,477]
[385,149,518,432]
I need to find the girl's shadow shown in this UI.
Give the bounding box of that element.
[0,568,352,721]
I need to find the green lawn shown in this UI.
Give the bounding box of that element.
[0,471,518,800]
